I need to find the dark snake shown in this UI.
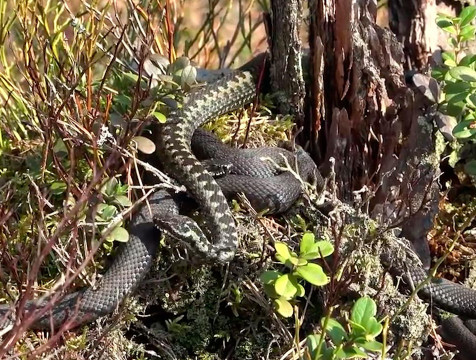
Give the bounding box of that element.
[0,54,476,358]
[0,55,319,329]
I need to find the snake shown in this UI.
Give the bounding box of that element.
[1,53,476,358]
[0,53,318,330]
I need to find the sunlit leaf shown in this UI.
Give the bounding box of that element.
[459,5,476,26]
[351,297,377,328]
[300,232,315,254]
[274,297,293,318]
[50,181,67,195]
[275,242,292,261]
[453,119,476,138]
[109,226,129,242]
[449,66,476,81]
[295,263,329,286]
[274,274,298,298]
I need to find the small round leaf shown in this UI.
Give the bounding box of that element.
[152,111,167,123]
[300,232,315,254]
[260,270,280,285]
[274,297,293,318]
[109,226,129,242]
[274,274,298,298]
[132,136,156,154]
[275,242,292,261]
[351,297,377,327]
[453,119,476,139]
[449,66,476,82]
[295,263,329,286]
[322,318,347,344]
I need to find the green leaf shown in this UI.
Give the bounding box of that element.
[453,119,476,138]
[260,270,280,284]
[275,254,288,265]
[449,66,476,81]
[460,25,476,41]
[306,334,326,358]
[459,54,476,66]
[446,91,469,105]
[365,317,383,338]
[300,232,315,254]
[301,240,335,260]
[121,71,139,83]
[436,18,456,33]
[274,297,293,317]
[467,93,476,108]
[102,177,118,196]
[442,51,456,63]
[445,101,466,117]
[109,226,129,242]
[263,283,279,299]
[338,345,368,358]
[323,318,347,344]
[50,181,67,195]
[153,111,166,123]
[349,320,368,337]
[275,242,292,262]
[115,94,132,108]
[361,340,383,352]
[442,51,457,67]
[444,81,471,94]
[295,263,329,286]
[464,159,476,175]
[100,205,117,220]
[274,274,298,298]
[314,241,335,257]
[459,5,476,26]
[296,283,305,297]
[115,195,132,207]
[351,297,377,327]
[449,38,458,50]
[431,66,448,81]
[288,255,301,266]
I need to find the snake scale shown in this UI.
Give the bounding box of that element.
[1,53,476,358]
[0,55,319,330]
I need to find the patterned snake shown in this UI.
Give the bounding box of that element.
[1,54,476,358]
[0,55,320,329]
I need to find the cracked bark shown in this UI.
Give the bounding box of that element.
[308,0,439,252]
[387,0,467,70]
[269,0,306,127]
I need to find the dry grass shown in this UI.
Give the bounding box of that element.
[0,0,270,357]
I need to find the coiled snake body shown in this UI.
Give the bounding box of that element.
[1,55,476,359]
[0,57,319,329]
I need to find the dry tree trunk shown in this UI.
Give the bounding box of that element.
[303,0,442,349]
[387,0,439,70]
[269,0,306,126]
[307,0,439,259]
[387,0,465,70]
[309,0,412,202]
[269,0,439,262]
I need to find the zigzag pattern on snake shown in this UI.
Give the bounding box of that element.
[1,54,476,357]
[0,55,318,329]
